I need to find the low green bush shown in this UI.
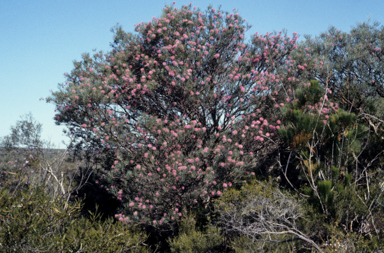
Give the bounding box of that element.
[168,214,223,253]
[0,185,148,252]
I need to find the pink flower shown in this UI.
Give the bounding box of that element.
[214,53,220,58]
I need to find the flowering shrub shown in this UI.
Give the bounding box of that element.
[48,3,322,228]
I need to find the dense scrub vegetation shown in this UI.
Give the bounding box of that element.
[2,3,384,252]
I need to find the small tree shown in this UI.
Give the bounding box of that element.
[0,114,81,202]
[295,21,384,123]
[0,113,44,192]
[1,113,44,153]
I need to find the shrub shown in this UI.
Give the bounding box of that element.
[48,2,312,229]
[0,184,148,252]
[214,179,321,252]
[168,214,223,253]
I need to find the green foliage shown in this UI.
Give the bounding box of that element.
[279,80,333,151]
[331,166,339,178]
[0,155,29,193]
[296,80,324,107]
[318,180,333,207]
[0,185,148,252]
[215,179,282,210]
[168,214,223,253]
[230,235,298,253]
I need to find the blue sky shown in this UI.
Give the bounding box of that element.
[1,0,383,149]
